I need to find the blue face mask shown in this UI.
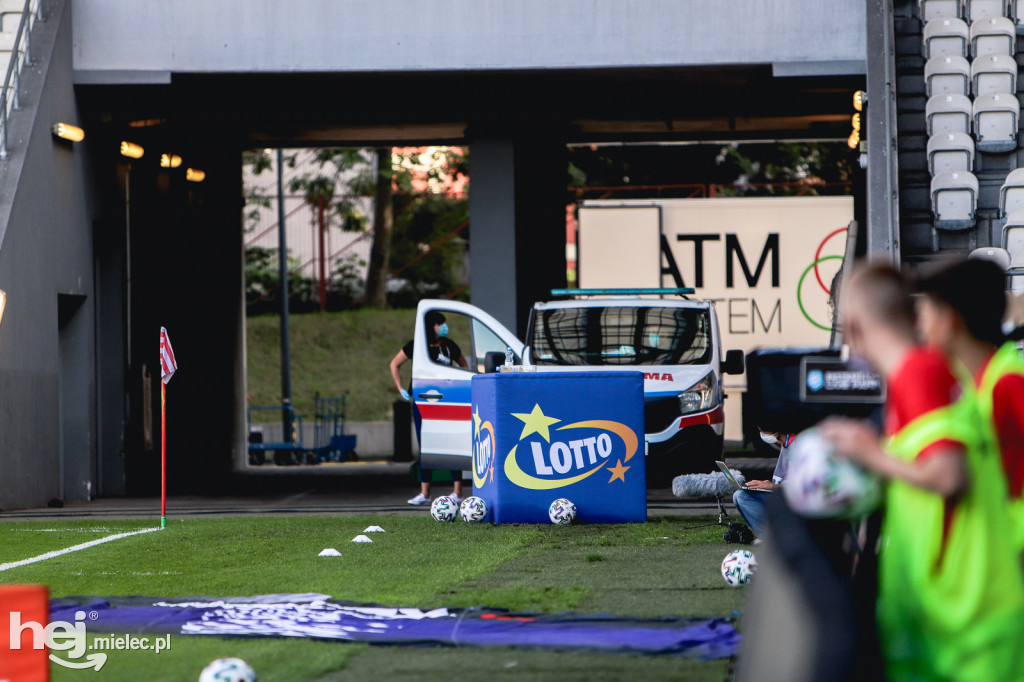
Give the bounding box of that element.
[437,323,449,338]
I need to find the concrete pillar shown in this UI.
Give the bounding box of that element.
[469,136,567,336]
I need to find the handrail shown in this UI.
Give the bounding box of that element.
[0,0,42,160]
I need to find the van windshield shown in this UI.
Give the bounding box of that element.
[530,306,712,366]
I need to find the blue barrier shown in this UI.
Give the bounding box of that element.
[471,371,646,523]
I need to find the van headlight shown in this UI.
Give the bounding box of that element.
[678,372,719,415]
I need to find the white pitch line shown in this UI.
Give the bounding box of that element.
[0,527,162,573]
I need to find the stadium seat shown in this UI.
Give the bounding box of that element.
[967,0,1010,21]
[925,55,972,96]
[1013,1,1024,32]
[973,92,1020,151]
[928,132,976,174]
[971,16,1017,55]
[927,93,974,134]
[969,246,1012,269]
[1003,209,1024,251]
[971,53,1018,95]
[925,18,971,57]
[1010,249,1024,294]
[999,168,1024,216]
[931,170,979,229]
[921,0,964,21]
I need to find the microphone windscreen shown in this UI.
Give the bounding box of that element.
[671,470,746,498]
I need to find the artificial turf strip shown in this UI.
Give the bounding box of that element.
[0,515,745,681]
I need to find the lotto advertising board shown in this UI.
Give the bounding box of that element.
[578,196,853,441]
[470,372,646,523]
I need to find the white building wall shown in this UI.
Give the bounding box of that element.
[73,0,865,81]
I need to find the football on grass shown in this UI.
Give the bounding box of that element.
[459,496,488,522]
[548,498,577,525]
[199,657,256,682]
[721,550,758,587]
[430,495,458,522]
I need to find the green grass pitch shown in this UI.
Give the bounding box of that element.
[0,516,746,681]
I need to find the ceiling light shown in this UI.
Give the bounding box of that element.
[186,168,205,182]
[160,154,182,168]
[120,141,144,159]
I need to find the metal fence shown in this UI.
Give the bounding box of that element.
[0,0,42,160]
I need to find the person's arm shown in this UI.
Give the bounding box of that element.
[389,349,410,398]
[448,339,469,369]
[819,418,968,499]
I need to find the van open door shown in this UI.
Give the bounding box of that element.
[411,300,524,471]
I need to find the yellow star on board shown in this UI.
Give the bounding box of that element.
[511,404,561,442]
[608,459,630,483]
[473,407,482,437]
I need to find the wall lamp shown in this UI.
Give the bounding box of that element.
[51,122,84,142]
[185,168,205,182]
[160,153,182,168]
[120,141,144,159]
[0,289,7,330]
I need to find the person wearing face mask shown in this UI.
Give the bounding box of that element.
[732,429,796,538]
[390,310,468,505]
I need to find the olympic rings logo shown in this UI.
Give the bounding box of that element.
[796,227,847,331]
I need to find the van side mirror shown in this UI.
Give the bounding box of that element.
[723,350,745,375]
[484,351,506,374]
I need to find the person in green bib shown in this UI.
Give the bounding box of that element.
[915,257,1024,551]
[820,263,1024,681]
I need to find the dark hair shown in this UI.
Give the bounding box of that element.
[916,258,1006,347]
[425,310,446,345]
[848,262,916,338]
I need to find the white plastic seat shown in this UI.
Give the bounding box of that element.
[1000,168,1024,216]
[925,18,971,57]
[971,53,1018,95]
[971,16,1017,55]
[1003,209,1024,254]
[973,92,1020,151]
[967,0,1009,21]
[1010,249,1024,294]
[931,171,979,229]
[927,93,974,134]
[928,132,976,174]
[969,246,1012,269]
[921,0,964,20]
[926,55,972,96]
[1013,0,1024,33]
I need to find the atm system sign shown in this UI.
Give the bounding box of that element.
[577,197,853,350]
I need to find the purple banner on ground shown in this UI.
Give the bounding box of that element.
[50,595,739,659]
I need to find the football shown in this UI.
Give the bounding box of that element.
[548,498,577,525]
[459,496,488,522]
[430,495,458,522]
[721,550,758,587]
[783,427,882,520]
[199,657,256,682]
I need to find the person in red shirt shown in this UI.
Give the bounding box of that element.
[822,263,966,496]
[820,263,1024,680]
[916,257,1024,544]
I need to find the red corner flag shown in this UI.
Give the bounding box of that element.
[159,327,177,384]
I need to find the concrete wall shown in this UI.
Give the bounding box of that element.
[0,0,108,509]
[72,0,865,80]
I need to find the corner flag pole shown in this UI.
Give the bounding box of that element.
[161,379,167,528]
[158,327,177,529]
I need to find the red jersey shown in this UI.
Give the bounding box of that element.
[978,358,1024,498]
[885,347,961,460]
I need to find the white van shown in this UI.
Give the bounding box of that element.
[409,291,745,485]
